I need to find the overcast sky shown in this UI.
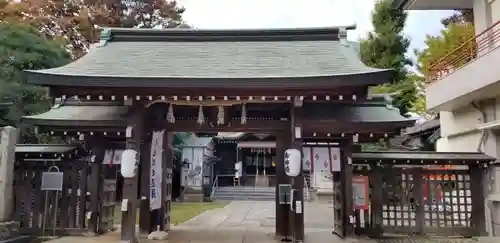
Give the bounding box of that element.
[178,0,453,59]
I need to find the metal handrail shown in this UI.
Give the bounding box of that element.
[210,175,218,201]
[304,175,310,201]
[427,20,500,82]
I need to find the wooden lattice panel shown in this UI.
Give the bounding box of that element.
[423,171,472,231]
[378,167,475,236]
[382,171,417,231]
[100,179,116,233]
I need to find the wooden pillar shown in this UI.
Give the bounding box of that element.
[275,130,290,238]
[121,109,143,243]
[368,165,383,236]
[139,140,152,236]
[340,139,354,236]
[87,144,105,236]
[291,100,304,242]
[470,164,487,235]
[160,131,173,231]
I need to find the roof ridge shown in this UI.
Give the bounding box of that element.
[99,26,356,42]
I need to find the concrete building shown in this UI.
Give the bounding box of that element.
[395,0,500,236]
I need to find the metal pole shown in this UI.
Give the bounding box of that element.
[255,150,260,187]
[53,191,59,237]
[236,148,239,165]
[47,166,60,237]
[41,192,49,237]
[263,151,267,176]
[236,148,240,186]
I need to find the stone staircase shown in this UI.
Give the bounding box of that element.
[213,186,276,201]
[213,184,312,202]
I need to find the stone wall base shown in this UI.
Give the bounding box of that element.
[315,193,334,203]
[0,221,29,242]
[182,187,204,202]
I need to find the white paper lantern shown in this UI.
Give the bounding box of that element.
[120,149,138,178]
[285,149,301,177]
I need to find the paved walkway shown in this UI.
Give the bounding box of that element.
[44,201,347,243]
[39,201,500,243]
[170,201,340,243]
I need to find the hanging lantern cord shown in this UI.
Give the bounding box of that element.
[241,103,247,124]
[197,105,205,125]
[167,103,175,123]
[217,105,225,125]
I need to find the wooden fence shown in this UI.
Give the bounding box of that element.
[13,145,116,236]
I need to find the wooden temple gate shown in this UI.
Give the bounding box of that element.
[349,152,494,237]
[20,26,493,242]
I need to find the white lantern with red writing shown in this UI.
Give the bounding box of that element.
[120,149,138,178]
[284,149,301,177]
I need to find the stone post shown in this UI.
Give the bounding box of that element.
[0,126,18,222]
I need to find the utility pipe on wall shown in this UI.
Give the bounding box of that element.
[471,101,500,237]
[472,102,488,152]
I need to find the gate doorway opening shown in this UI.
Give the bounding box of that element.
[214,133,278,188]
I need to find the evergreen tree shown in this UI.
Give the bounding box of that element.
[0,22,70,132]
[360,0,418,116]
[0,0,187,57]
[441,9,474,26]
[1,2,191,144]
[411,10,474,117]
[416,23,475,77]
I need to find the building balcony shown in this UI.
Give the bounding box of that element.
[425,20,500,111]
[395,0,472,10]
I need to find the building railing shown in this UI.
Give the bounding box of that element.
[426,20,500,82]
[304,175,310,202]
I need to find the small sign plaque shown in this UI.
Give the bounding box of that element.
[121,199,128,211]
[103,179,117,192]
[352,176,369,210]
[41,172,64,191]
[296,201,302,214]
[278,184,292,205]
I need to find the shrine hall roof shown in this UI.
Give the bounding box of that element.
[304,94,414,124]
[25,27,393,88]
[23,100,128,127]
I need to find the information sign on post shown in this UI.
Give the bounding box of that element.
[352,176,369,210]
[41,172,64,191]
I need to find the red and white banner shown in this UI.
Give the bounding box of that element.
[311,147,341,189]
